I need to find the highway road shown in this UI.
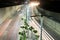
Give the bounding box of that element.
[0,4,55,40]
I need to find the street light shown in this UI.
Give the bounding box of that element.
[28,1,40,7]
[28,2,44,40]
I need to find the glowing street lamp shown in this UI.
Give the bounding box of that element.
[29,1,40,7]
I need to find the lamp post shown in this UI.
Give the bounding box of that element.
[28,1,43,40]
[31,14,44,40]
[40,15,44,40]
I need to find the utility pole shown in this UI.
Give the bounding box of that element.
[30,14,44,40]
[40,15,44,40]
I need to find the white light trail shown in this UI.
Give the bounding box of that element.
[0,18,12,36]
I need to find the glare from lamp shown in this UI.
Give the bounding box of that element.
[29,2,40,7]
